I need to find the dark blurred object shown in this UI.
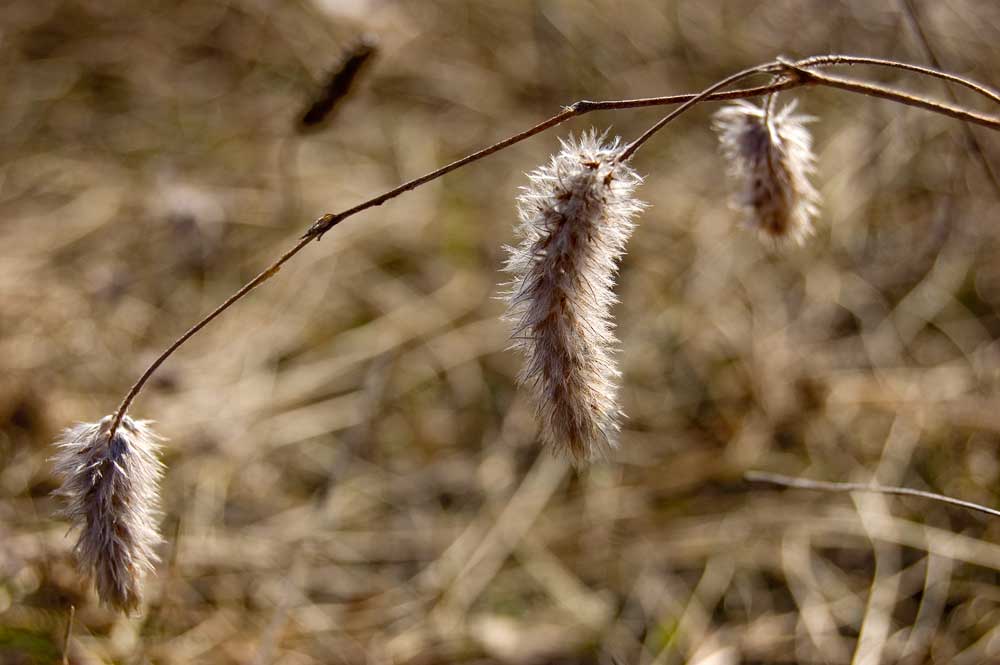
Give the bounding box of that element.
[297,36,378,133]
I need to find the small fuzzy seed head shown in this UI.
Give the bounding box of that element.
[713,99,820,244]
[51,415,164,612]
[503,131,645,463]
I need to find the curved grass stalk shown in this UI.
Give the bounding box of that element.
[104,54,1000,445]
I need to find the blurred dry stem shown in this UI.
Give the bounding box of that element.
[895,0,1000,196]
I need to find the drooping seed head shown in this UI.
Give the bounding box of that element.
[713,99,820,244]
[503,131,645,463]
[51,415,164,612]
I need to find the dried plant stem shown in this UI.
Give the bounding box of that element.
[798,53,1000,106]
[109,76,809,445]
[745,470,1000,519]
[778,57,1000,130]
[619,61,784,161]
[62,605,74,665]
[303,109,580,239]
[763,89,778,126]
[107,237,311,441]
[104,54,1000,445]
[571,79,807,112]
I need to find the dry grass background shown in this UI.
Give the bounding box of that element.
[2,1,1000,663]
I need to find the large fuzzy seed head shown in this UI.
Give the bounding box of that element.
[51,415,164,612]
[503,131,645,462]
[713,99,820,244]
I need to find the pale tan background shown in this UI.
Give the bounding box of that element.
[2,1,1000,663]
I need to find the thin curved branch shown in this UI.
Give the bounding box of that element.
[570,78,807,112]
[746,470,1000,519]
[797,53,1000,106]
[104,54,1000,444]
[619,60,784,161]
[107,74,809,445]
[304,75,810,239]
[106,237,311,440]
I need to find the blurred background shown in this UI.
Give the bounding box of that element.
[2,1,1000,663]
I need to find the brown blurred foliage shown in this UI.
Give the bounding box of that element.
[2,1,1000,663]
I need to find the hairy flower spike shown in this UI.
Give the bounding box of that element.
[51,415,164,612]
[503,131,645,462]
[713,98,820,244]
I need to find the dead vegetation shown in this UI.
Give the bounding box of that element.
[2,1,1000,663]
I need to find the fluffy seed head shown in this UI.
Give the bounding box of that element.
[503,131,645,462]
[51,415,164,612]
[713,99,820,244]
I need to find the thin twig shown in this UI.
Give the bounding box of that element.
[894,0,1000,197]
[778,58,1000,130]
[798,53,1000,106]
[303,76,818,240]
[303,107,581,239]
[106,236,311,440]
[619,60,784,161]
[745,470,1000,519]
[571,79,806,112]
[104,54,1000,445]
[109,73,816,444]
[62,605,75,665]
